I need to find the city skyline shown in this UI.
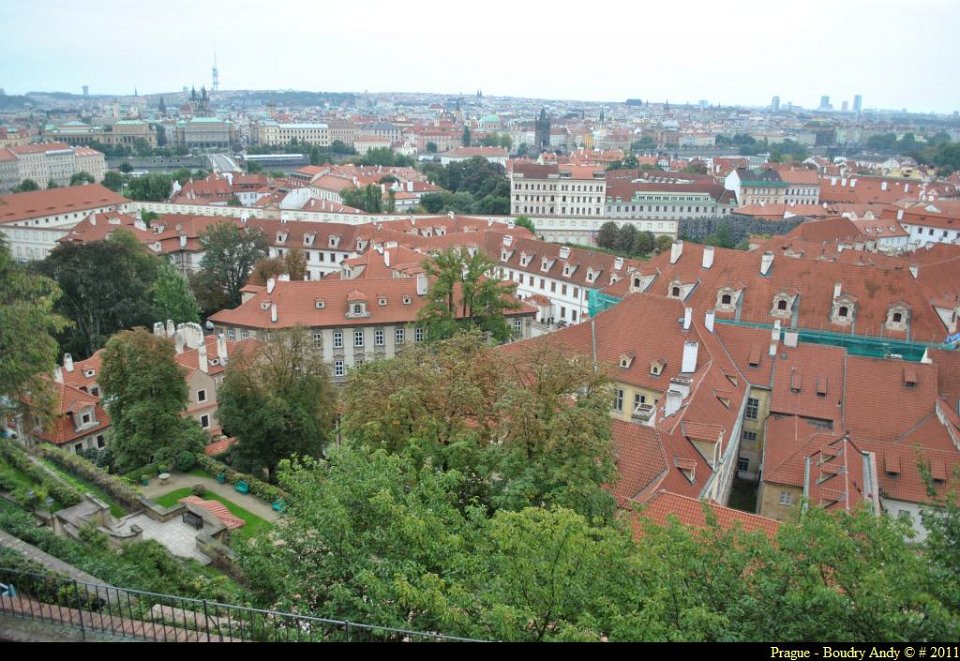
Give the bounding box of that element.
[3,0,959,114]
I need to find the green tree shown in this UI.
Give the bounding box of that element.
[340,184,383,213]
[47,179,59,189]
[656,234,674,253]
[126,173,173,201]
[150,262,200,324]
[69,171,96,186]
[193,221,268,312]
[244,160,263,174]
[631,137,656,151]
[12,179,39,193]
[99,328,206,472]
[227,193,242,206]
[513,215,536,234]
[219,327,336,481]
[426,141,438,153]
[101,171,125,192]
[418,248,520,343]
[622,154,639,168]
[517,142,529,157]
[0,237,71,427]
[118,162,133,174]
[596,221,619,249]
[330,140,355,155]
[35,230,165,358]
[247,247,308,286]
[682,162,708,174]
[632,230,655,256]
[462,126,472,147]
[615,223,638,252]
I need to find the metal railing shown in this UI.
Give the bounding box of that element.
[0,567,483,642]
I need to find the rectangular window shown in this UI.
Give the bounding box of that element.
[572,310,578,322]
[81,412,91,425]
[573,287,579,298]
[354,330,364,347]
[513,318,523,334]
[745,397,760,420]
[395,328,405,344]
[333,330,343,349]
[779,491,793,506]
[550,281,556,293]
[74,443,83,453]
[354,357,364,367]
[560,306,566,319]
[742,430,758,442]
[613,388,624,412]
[737,457,749,471]
[197,389,207,403]
[561,284,568,296]
[200,414,210,429]
[240,329,250,340]
[633,393,646,409]
[313,331,323,347]
[334,360,344,377]
[415,327,425,343]
[227,328,236,340]
[96,435,105,449]
[375,329,384,346]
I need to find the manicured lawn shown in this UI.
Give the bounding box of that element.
[36,458,126,518]
[0,457,36,492]
[188,467,214,479]
[153,488,272,541]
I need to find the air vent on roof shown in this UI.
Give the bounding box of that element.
[83,369,96,378]
[315,299,325,309]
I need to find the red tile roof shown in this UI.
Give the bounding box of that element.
[0,184,127,225]
[179,496,245,529]
[638,490,780,537]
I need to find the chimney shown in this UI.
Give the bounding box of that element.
[833,282,842,299]
[771,319,781,343]
[665,377,691,417]
[705,309,715,333]
[881,181,888,191]
[406,180,413,192]
[769,340,778,357]
[896,209,904,220]
[198,343,209,374]
[670,240,684,265]
[278,273,290,282]
[909,264,919,279]
[63,353,74,373]
[166,319,176,337]
[760,251,774,276]
[53,365,64,384]
[683,306,693,330]
[784,327,799,348]
[217,333,228,363]
[267,277,276,294]
[174,330,185,355]
[153,321,165,337]
[182,322,204,349]
[179,234,187,249]
[271,303,278,324]
[416,272,428,296]
[702,245,715,269]
[384,250,391,267]
[681,340,699,373]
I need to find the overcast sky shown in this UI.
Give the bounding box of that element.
[3,0,959,113]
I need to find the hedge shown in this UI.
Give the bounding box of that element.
[0,442,83,508]
[122,461,166,482]
[194,454,288,504]
[34,444,142,509]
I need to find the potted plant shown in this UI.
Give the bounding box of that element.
[140,474,150,486]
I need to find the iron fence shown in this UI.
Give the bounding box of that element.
[0,567,483,642]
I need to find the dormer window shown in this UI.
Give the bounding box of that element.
[771,291,797,319]
[716,286,740,312]
[619,352,635,369]
[838,306,848,318]
[329,235,341,248]
[402,295,412,305]
[721,294,732,305]
[886,304,909,331]
[276,232,288,244]
[777,299,787,311]
[585,268,597,283]
[315,298,325,309]
[519,252,532,268]
[650,359,666,376]
[84,369,96,378]
[378,296,387,306]
[831,295,857,325]
[304,234,315,246]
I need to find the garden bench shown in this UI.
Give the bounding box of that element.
[235,480,250,494]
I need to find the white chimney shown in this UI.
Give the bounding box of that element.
[406,180,413,192]
[909,264,919,279]
[896,209,904,220]
[174,330,185,355]
[665,389,684,417]
[833,282,842,299]
[705,309,715,333]
[670,240,684,265]
[769,340,778,357]
[683,307,693,330]
[271,303,278,324]
[217,333,228,363]
[784,327,799,348]
[198,343,209,374]
[179,234,187,249]
[63,353,74,373]
[760,251,774,276]
[681,340,699,373]
[881,181,888,191]
[267,277,276,294]
[182,322,204,349]
[166,319,176,337]
[53,365,64,384]
[384,250,391,267]
[153,322,165,337]
[904,183,910,193]
[771,319,781,343]
[278,273,290,282]
[416,272,428,296]
[702,245,715,269]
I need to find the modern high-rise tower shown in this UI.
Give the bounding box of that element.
[853,94,863,113]
[771,95,780,112]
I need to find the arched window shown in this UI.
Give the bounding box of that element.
[672,286,680,297]
[838,306,849,318]
[777,299,787,311]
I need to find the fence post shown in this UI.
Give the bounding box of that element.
[202,599,211,642]
[72,579,85,642]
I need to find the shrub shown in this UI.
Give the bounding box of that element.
[176,450,197,472]
[33,444,141,508]
[191,484,206,498]
[0,442,83,507]
[194,454,288,503]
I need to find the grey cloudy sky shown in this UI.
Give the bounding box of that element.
[3,0,959,113]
